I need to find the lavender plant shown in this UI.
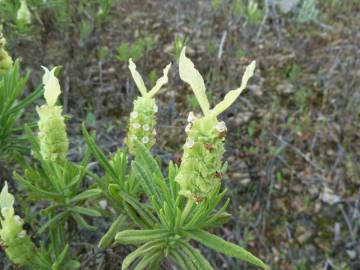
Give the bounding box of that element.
[1,44,266,269]
[83,48,266,269]
[9,68,101,269]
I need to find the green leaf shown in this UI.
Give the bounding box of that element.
[38,212,68,234]
[72,213,97,230]
[69,189,102,203]
[52,244,69,269]
[133,138,164,182]
[179,241,214,270]
[82,124,122,188]
[98,214,127,249]
[132,161,162,206]
[121,240,163,270]
[5,84,43,116]
[70,206,101,217]
[185,229,267,269]
[109,184,157,227]
[115,229,171,245]
[14,172,62,200]
[133,250,161,270]
[170,248,197,270]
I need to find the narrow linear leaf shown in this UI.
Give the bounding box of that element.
[185,229,267,269]
[115,229,171,245]
[99,214,127,249]
[70,189,102,203]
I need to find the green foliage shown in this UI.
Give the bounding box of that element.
[297,0,319,23]
[0,44,265,269]
[0,60,43,162]
[116,35,154,62]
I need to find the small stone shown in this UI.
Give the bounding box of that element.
[152,129,157,135]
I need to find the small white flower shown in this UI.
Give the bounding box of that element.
[14,215,23,225]
[153,129,157,135]
[142,136,149,144]
[185,138,195,148]
[18,230,26,238]
[216,121,227,133]
[185,123,192,133]
[143,124,150,131]
[131,111,138,118]
[133,123,141,129]
[187,111,196,123]
[153,104,158,113]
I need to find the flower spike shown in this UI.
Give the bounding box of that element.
[126,59,171,155]
[176,47,256,201]
[36,67,68,162]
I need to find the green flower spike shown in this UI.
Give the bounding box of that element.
[17,0,31,24]
[0,32,13,76]
[176,47,256,202]
[0,182,36,266]
[36,67,69,162]
[126,58,171,155]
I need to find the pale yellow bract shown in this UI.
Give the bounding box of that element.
[0,182,14,213]
[179,48,210,114]
[17,0,31,24]
[42,66,61,107]
[128,58,171,97]
[179,47,256,117]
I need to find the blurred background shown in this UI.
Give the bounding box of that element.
[1,0,359,269]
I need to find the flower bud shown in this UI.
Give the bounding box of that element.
[36,67,68,162]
